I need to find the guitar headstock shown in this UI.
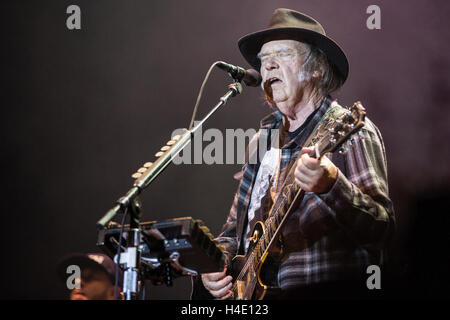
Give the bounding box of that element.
[314,101,366,157]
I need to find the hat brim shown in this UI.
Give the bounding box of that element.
[57,254,114,285]
[238,27,349,84]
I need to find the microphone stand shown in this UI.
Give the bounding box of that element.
[96,81,243,300]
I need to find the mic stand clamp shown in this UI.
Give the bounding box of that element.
[114,197,142,300]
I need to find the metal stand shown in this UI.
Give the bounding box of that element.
[97,82,243,300]
[114,197,142,300]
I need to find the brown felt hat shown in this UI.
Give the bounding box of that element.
[238,8,349,84]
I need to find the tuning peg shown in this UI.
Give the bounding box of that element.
[345,123,355,129]
[161,146,170,151]
[155,151,164,157]
[172,135,182,141]
[339,146,348,155]
[348,139,354,146]
[131,172,142,179]
[356,101,366,111]
[137,167,147,173]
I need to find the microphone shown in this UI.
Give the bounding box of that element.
[216,61,262,87]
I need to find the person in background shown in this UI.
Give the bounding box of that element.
[58,252,122,300]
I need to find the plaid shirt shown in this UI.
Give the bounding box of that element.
[216,96,395,291]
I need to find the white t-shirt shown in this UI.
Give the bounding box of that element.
[244,147,280,251]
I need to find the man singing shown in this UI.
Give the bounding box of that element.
[193,8,394,299]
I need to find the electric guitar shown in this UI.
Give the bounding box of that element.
[231,100,366,300]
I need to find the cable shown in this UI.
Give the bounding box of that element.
[188,61,222,130]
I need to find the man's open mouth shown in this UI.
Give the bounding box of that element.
[268,77,282,86]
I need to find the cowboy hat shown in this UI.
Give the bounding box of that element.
[238,8,349,84]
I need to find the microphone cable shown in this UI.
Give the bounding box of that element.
[188,61,223,131]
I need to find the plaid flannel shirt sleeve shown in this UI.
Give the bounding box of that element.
[214,129,264,263]
[215,183,240,264]
[318,119,395,250]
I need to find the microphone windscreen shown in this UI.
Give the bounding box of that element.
[244,69,262,87]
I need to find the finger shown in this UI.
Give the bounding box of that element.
[206,276,232,291]
[297,161,317,178]
[202,269,226,281]
[301,153,320,170]
[297,159,321,181]
[210,282,233,299]
[301,147,313,154]
[219,290,233,300]
[294,167,314,185]
[294,178,312,192]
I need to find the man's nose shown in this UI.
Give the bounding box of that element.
[263,57,279,71]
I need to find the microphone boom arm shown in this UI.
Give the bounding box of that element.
[96,81,243,229]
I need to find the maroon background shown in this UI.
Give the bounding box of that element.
[2,0,450,299]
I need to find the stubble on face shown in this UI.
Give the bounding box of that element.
[259,40,312,119]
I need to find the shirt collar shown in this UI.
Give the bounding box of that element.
[259,95,334,148]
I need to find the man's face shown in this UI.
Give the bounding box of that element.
[70,268,116,300]
[258,40,310,114]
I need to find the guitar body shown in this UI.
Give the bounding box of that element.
[231,222,281,300]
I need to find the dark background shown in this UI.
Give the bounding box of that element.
[2,0,450,299]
